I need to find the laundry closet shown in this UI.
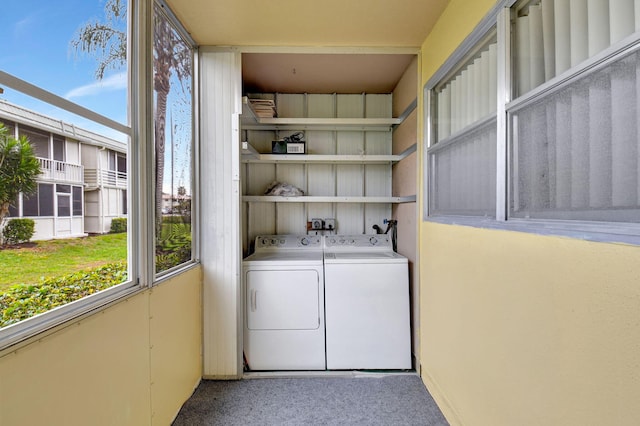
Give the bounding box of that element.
[199,49,419,377]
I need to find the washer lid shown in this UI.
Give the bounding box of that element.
[324,251,407,264]
[243,250,324,265]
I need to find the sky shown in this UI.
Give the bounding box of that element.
[0,0,128,142]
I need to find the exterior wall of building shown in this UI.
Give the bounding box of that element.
[1,101,126,240]
[419,1,640,425]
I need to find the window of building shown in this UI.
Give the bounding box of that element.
[22,183,55,217]
[0,0,135,348]
[425,0,640,242]
[19,125,50,159]
[509,0,640,224]
[153,2,195,275]
[427,29,498,217]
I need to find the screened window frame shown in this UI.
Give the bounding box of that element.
[0,0,149,351]
[424,0,640,245]
[152,0,199,281]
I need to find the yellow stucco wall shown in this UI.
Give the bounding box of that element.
[0,266,202,426]
[419,1,640,425]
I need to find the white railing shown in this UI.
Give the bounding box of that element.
[38,158,84,183]
[84,168,128,188]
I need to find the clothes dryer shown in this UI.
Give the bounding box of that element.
[243,235,325,370]
[323,234,411,370]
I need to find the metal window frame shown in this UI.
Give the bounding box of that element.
[152,0,200,281]
[0,0,149,352]
[423,0,640,245]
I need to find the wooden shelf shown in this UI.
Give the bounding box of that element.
[243,195,416,203]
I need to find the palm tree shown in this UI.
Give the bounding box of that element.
[71,0,192,234]
[0,123,41,243]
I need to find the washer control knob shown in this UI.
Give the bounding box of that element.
[369,236,378,245]
[349,239,355,244]
[261,238,269,245]
[330,238,336,244]
[300,237,309,246]
[271,238,277,245]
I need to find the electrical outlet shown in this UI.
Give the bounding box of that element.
[311,218,324,230]
[324,218,336,230]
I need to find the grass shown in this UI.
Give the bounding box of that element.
[0,233,127,291]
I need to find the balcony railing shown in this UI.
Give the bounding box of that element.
[38,158,84,184]
[84,169,128,189]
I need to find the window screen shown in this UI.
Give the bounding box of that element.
[514,0,640,98]
[511,48,640,223]
[39,184,54,217]
[72,186,83,216]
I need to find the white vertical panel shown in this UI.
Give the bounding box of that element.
[458,70,469,129]
[307,93,335,118]
[200,50,242,378]
[555,0,572,74]
[336,165,363,196]
[276,93,305,117]
[437,88,445,141]
[246,163,275,195]
[247,202,276,243]
[478,52,489,118]
[588,0,610,57]
[336,204,364,234]
[450,78,459,134]
[610,0,635,44]
[276,164,305,192]
[306,130,334,155]
[611,58,637,206]
[307,164,334,196]
[365,94,391,118]
[366,132,390,155]
[337,94,364,118]
[636,0,640,30]
[571,86,590,208]
[276,203,305,234]
[555,96,572,209]
[570,0,589,67]
[542,0,557,81]
[473,59,482,122]
[517,15,531,95]
[589,76,612,208]
[365,164,390,196]
[529,5,545,89]
[489,44,497,114]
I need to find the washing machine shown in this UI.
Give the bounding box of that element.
[323,234,411,370]
[243,235,325,370]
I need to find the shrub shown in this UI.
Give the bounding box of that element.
[2,218,35,245]
[110,217,127,233]
[0,261,127,327]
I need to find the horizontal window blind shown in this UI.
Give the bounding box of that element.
[511,49,640,222]
[515,0,640,97]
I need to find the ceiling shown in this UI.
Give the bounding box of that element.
[164,0,450,93]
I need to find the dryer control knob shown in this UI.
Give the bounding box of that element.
[300,237,309,246]
[369,236,378,245]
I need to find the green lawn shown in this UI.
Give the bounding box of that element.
[0,233,127,291]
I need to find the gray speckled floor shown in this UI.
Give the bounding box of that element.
[172,374,449,426]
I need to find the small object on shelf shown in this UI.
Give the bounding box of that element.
[248,98,277,118]
[271,131,306,154]
[264,181,304,196]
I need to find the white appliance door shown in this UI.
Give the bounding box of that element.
[246,269,320,330]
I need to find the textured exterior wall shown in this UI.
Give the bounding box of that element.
[419,1,640,425]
